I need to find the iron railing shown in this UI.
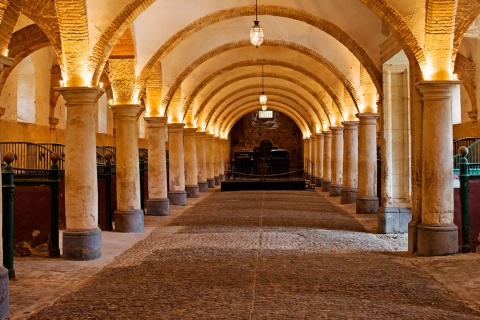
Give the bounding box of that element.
[0,142,65,170]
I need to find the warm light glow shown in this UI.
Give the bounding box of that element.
[108,99,113,105]
[99,82,104,89]
[4,49,8,57]
[423,62,434,81]
[59,80,64,87]
[259,93,267,105]
[250,21,264,47]
[452,74,458,80]
[261,104,267,111]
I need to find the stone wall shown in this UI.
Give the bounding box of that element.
[229,111,303,170]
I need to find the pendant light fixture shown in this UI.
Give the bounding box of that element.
[259,65,267,110]
[250,0,264,47]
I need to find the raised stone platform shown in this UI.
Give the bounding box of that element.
[221,179,306,191]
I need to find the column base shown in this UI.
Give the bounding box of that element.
[63,228,102,261]
[417,224,458,256]
[315,178,323,188]
[329,184,342,196]
[146,198,169,216]
[0,267,8,320]
[321,180,331,192]
[114,209,144,233]
[168,190,187,206]
[220,174,225,182]
[198,181,209,192]
[214,176,221,185]
[186,185,200,198]
[341,189,357,204]
[378,207,411,234]
[207,178,215,188]
[306,174,311,182]
[356,197,379,214]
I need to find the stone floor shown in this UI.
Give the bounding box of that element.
[8,188,480,319]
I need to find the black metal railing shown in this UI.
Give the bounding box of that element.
[0,142,65,170]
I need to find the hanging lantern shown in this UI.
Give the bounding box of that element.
[261,104,268,111]
[250,0,264,47]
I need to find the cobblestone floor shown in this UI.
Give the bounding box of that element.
[14,190,480,319]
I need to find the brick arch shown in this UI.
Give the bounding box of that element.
[452,2,480,62]
[190,72,331,124]
[168,39,361,114]
[133,5,384,96]
[90,0,155,84]
[205,90,320,132]
[0,24,52,96]
[198,82,328,130]
[0,0,25,54]
[169,59,345,124]
[219,101,312,138]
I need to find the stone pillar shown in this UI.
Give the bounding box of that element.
[56,87,102,260]
[341,121,359,204]
[196,131,209,192]
[167,123,187,205]
[219,138,226,182]
[205,134,215,187]
[223,138,230,178]
[213,137,220,185]
[184,128,199,198]
[144,117,169,216]
[311,135,318,183]
[322,131,332,191]
[330,127,344,196]
[316,133,324,187]
[303,138,311,180]
[356,113,379,213]
[111,105,144,233]
[0,151,8,318]
[416,81,459,256]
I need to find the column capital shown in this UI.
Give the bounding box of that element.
[184,127,197,136]
[111,104,143,118]
[310,135,317,141]
[144,116,167,128]
[196,131,207,137]
[205,133,214,140]
[166,123,185,132]
[316,132,324,139]
[322,130,332,136]
[342,121,359,129]
[330,126,344,133]
[55,86,105,105]
[416,80,462,99]
[303,137,311,141]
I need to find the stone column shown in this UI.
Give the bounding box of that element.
[196,131,209,192]
[213,137,220,185]
[311,135,318,183]
[341,121,359,204]
[316,133,324,187]
[330,127,344,196]
[144,117,169,216]
[205,134,215,187]
[322,131,332,191]
[167,123,187,205]
[356,113,379,213]
[111,105,144,233]
[184,128,199,198]
[219,138,226,181]
[0,151,7,318]
[416,81,459,256]
[56,87,102,260]
[303,138,311,180]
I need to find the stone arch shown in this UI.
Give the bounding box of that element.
[171,59,344,122]
[220,102,311,138]
[133,5,383,95]
[170,39,362,112]
[0,24,52,95]
[203,85,325,131]
[205,91,319,132]
[0,0,25,54]
[189,72,331,125]
[90,0,155,84]
[454,53,477,114]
